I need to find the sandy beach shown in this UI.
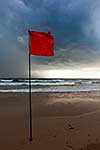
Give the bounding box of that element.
[0,91,100,150]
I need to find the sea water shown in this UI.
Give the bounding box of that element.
[0,79,100,92]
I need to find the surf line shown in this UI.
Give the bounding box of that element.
[0,88,100,93]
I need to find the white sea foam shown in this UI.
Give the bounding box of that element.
[0,79,100,86]
[0,83,27,86]
[0,88,100,93]
[0,80,13,82]
[0,81,75,86]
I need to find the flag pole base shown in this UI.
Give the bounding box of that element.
[29,137,32,142]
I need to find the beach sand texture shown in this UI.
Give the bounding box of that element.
[0,92,100,150]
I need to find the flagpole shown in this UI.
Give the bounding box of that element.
[28,30,32,142]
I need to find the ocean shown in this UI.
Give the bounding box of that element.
[0,79,100,92]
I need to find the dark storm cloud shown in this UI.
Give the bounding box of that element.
[0,0,100,77]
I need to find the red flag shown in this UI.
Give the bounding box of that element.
[29,31,54,56]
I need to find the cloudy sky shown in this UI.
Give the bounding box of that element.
[1,0,100,78]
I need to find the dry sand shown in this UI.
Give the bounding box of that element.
[0,92,100,150]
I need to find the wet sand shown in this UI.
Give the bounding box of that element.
[0,92,100,150]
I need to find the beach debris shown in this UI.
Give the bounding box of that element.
[66,141,73,149]
[66,145,72,148]
[66,144,72,148]
[68,124,75,130]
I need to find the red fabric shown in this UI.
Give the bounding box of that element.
[29,31,54,56]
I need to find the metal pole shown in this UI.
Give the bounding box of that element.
[28,30,32,142]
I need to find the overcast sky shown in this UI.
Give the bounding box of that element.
[0,0,100,78]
